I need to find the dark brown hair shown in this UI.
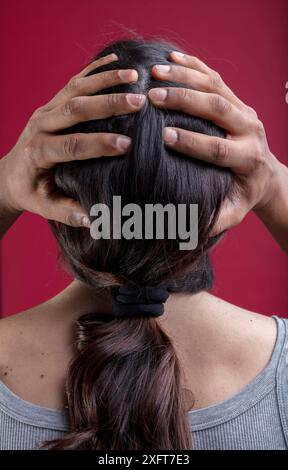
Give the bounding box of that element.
[45,37,232,450]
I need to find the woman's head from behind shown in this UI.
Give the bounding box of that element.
[46,38,232,450]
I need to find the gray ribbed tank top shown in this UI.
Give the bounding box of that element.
[0,315,288,450]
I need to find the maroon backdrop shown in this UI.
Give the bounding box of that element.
[0,0,287,318]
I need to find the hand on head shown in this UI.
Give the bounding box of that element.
[149,51,280,235]
[0,48,281,235]
[0,53,146,227]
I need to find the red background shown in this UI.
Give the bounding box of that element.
[0,0,287,318]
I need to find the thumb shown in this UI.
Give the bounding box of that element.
[210,194,248,236]
[40,197,91,228]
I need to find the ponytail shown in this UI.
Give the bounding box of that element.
[43,311,192,450]
[44,37,232,451]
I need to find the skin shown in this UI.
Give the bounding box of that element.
[149,51,288,253]
[0,281,277,411]
[0,52,286,412]
[0,52,146,234]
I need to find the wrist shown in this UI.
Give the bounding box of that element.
[254,160,288,220]
[0,155,23,216]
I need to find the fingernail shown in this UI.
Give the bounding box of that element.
[81,216,91,228]
[172,51,186,58]
[155,64,171,74]
[163,127,178,144]
[107,53,118,61]
[118,69,137,82]
[116,136,131,150]
[127,94,146,107]
[149,88,168,102]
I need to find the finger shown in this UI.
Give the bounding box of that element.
[169,51,213,75]
[152,63,213,90]
[42,53,119,111]
[40,197,91,228]
[168,51,252,113]
[32,132,132,169]
[163,127,253,173]
[148,87,248,135]
[65,69,138,99]
[43,68,138,112]
[77,53,119,78]
[35,93,146,132]
[210,194,248,236]
[152,63,246,110]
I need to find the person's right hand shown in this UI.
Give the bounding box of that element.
[149,52,286,236]
[0,53,146,228]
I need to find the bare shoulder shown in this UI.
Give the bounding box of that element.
[0,307,43,371]
[202,294,279,373]
[174,293,279,410]
[0,281,109,409]
[0,302,73,409]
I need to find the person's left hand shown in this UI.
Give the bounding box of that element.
[148,51,282,235]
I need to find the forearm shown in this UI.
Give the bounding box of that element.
[0,157,22,239]
[254,162,288,255]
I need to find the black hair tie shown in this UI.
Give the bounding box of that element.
[112,284,169,318]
